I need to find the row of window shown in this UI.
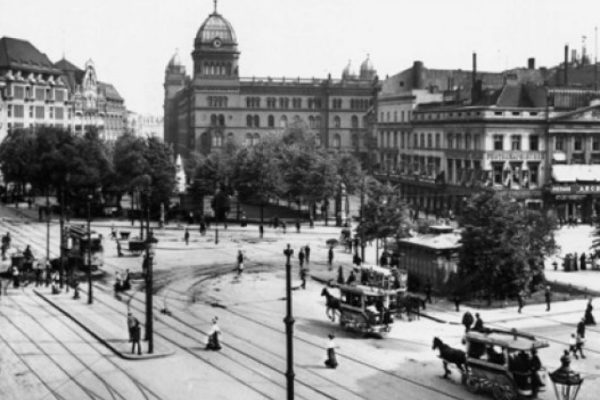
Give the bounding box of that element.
[199,62,233,76]
[208,96,228,108]
[492,134,538,151]
[554,136,600,152]
[7,104,66,120]
[211,131,342,149]
[413,110,540,122]
[219,114,364,129]
[380,109,412,123]
[4,84,67,102]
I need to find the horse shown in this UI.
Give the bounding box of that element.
[398,294,426,321]
[432,337,466,379]
[321,287,341,322]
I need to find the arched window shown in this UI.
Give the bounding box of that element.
[333,134,341,149]
[351,115,359,129]
[280,115,288,128]
[246,115,252,127]
[218,114,225,126]
[333,116,341,128]
[210,114,217,126]
[253,115,259,127]
[268,115,275,128]
[214,132,223,147]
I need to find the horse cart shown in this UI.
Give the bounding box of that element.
[462,330,549,400]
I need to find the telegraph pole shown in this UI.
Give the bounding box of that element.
[283,243,295,400]
[87,194,93,304]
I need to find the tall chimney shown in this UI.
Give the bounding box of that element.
[528,58,535,69]
[472,52,477,89]
[564,44,569,86]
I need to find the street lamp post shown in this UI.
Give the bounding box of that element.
[87,194,93,305]
[45,189,50,277]
[144,191,155,354]
[550,353,584,400]
[283,243,295,400]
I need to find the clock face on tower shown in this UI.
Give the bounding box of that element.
[213,38,222,48]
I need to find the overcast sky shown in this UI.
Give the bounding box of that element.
[2,0,600,115]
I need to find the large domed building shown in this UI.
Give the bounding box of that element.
[164,1,379,159]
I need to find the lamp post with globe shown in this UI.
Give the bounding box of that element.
[550,352,584,400]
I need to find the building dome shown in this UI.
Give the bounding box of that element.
[195,12,237,47]
[167,49,182,68]
[359,54,376,79]
[342,60,355,79]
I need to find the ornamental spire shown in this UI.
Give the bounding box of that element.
[213,0,218,13]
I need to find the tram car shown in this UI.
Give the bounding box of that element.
[337,284,395,336]
[462,329,549,400]
[65,225,104,270]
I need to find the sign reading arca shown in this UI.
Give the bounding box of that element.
[550,184,600,195]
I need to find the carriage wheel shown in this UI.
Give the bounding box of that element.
[492,384,517,400]
[465,376,480,394]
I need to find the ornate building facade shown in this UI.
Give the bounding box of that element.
[163,4,379,159]
[0,36,127,142]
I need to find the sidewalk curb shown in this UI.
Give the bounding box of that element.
[33,289,173,360]
[310,274,460,325]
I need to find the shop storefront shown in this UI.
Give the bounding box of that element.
[546,183,600,224]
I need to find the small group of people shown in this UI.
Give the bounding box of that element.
[461,311,485,333]
[509,348,545,397]
[560,252,596,271]
[114,269,131,293]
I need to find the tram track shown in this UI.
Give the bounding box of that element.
[0,296,117,400]
[90,283,353,400]
[104,278,466,400]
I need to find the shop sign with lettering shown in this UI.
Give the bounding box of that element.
[550,184,600,194]
[488,151,543,161]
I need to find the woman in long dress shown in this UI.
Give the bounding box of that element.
[324,334,338,368]
[206,317,222,350]
[585,299,596,325]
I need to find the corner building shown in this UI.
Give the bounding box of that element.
[164,6,379,159]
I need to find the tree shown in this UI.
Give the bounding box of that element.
[457,191,558,301]
[232,137,281,224]
[144,137,176,211]
[0,128,38,197]
[355,179,412,250]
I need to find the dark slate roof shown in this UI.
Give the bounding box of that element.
[492,84,547,108]
[54,58,84,92]
[98,81,123,101]
[0,36,61,74]
[54,58,81,72]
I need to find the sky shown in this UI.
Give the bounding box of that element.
[2,0,600,116]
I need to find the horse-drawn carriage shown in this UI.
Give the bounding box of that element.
[433,329,549,400]
[337,284,395,336]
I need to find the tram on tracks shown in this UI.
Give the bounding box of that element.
[335,265,408,336]
[462,329,549,400]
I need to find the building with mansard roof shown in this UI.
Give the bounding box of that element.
[0,36,127,142]
[163,3,379,161]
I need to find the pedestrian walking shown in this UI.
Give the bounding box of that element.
[295,220,300,233]
[300,266,307,289]
[580,253,587,270]
[12,265,20,288]
[472,313,484,332]
[206,316,222,350]
[127,312,136,342]
[281,221,287,234]
[353,252,362,266]
[424,279,432,304]
[517,291,524,313]
[72,279,80,299]
[337,265,345,285]
[259,224,264,239]
[346,269,356,285]
[237,250,244,275]
[304,245,310,264]
[324,333,338,369]
[577,318,586,339]
[131,319,142,355]
[569,333,585,359]
[184,228,190,245]
[462,311,474,332]
[544,286,552,311]
[328,246,334,269]
[35,261,43,286]
[117,240,123,257]
[584,298,596,325]
[298,248,305,268]
[453,294,461,312]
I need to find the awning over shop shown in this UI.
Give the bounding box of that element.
[552,164,600,182]
[552,152,566,162]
